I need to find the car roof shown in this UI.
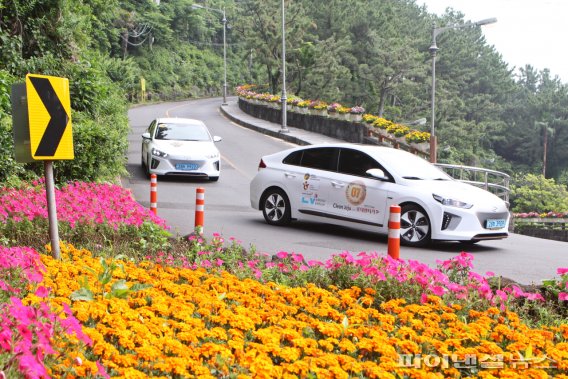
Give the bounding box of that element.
[155,117,206,126]
[286,143,418,157]
[275,143,431,166]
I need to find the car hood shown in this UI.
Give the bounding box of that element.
[403,179,507,209]
[153,140,217,157]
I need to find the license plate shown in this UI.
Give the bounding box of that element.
[485,219,506,229]
[175,163,198,171]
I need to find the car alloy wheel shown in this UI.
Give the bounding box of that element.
[262,189,291,226]
[400,204,431,247]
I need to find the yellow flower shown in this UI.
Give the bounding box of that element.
[23,243,568,378]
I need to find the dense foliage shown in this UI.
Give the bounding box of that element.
[510,174,568,213]
[2,0,568,192]
[1,180,567,378]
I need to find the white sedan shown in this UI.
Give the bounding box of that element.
[250,143,510,246]
[141,118,222,181]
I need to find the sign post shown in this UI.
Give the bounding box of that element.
[12,74,74,259]
[44,161,61,259]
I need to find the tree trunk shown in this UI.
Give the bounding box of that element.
[122,29,129,60]
[377,88,388,117]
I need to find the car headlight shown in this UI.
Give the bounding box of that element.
[151,148,168,158]
[433,194,473,209]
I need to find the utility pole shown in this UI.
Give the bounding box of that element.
[543,124,548,177]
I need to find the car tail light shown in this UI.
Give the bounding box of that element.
[258,159,266,170]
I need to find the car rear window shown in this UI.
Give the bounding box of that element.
[283,151,302,166]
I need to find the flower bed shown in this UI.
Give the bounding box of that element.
[1,181,567,378]
[238,85,430,142]
[235,85,431,155]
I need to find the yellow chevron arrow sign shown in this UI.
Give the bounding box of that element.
[25,74,74,160]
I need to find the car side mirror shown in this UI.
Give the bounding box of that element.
[213,136,222,142]
[366,168,389,181]
[142,132,151,140]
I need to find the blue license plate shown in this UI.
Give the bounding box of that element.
[176,163,198,171]
[485,219,506,229]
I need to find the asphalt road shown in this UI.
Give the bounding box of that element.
[123,98,568,285]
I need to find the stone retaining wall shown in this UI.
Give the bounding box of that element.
[238,99,366,143]
[514,227,568,242]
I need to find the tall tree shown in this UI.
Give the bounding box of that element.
[234,0,312,94]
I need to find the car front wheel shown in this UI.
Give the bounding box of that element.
[261,188,291,226]
[400,204,431,247]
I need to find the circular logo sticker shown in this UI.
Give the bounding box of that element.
[346,181,366,205]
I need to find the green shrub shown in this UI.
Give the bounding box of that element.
[510,173,568,213]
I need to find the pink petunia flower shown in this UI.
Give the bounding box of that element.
[276,251,288,259]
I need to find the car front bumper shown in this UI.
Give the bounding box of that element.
[431,206,510,241]
[149,156,220,178]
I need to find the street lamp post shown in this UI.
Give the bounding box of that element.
[429,17,497,163]
[280,0,289,133]
[191,4,228,105]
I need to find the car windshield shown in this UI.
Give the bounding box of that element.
[154,123,211,141]
[378,151,451,180]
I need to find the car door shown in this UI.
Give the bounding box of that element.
[326,148,390,229]
[142,120,157,165]
[283,147,337,220]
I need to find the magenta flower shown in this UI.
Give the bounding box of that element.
[96,361,110,379]
[276,251,288,259]
[559,292,568,301]
[34,286,50,298]
[430,286,446,296]
[291,253,304,263]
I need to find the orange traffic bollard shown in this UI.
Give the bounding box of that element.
[150,174,157,215]
[388,205,401,259]
[195,187,205,234]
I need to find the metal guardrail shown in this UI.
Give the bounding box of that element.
[434,163,510,203]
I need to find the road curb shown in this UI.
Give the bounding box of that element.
[220,104,310,146]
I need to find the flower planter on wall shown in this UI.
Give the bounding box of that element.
[410,142,430,151]
[349,114,363,122]
[238,98,366,143]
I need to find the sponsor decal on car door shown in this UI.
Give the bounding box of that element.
[298,172,327,212]
[328,175,388,227]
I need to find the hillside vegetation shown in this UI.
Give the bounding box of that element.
[1,0,568,190]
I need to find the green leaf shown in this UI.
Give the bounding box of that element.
[342,315,349,330]
[108,289,131,299]
[131,283,153,292]
[70,288,94,302]
[111,279,129,292]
